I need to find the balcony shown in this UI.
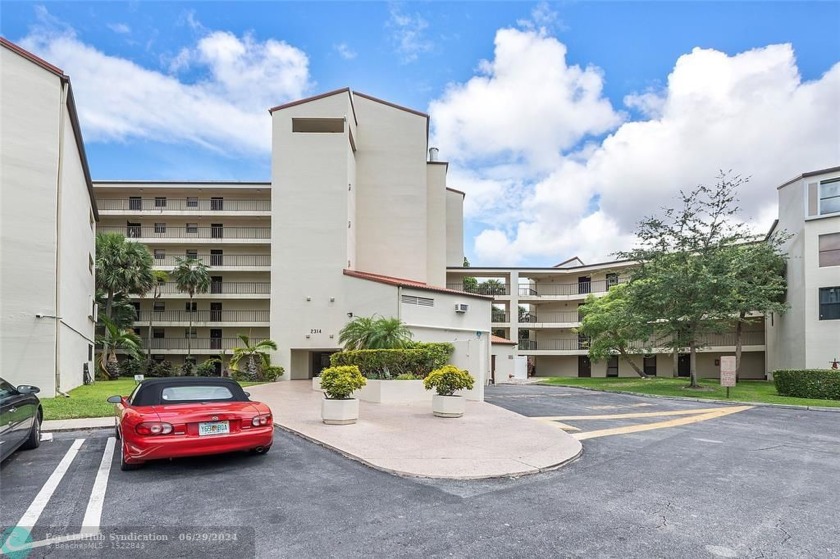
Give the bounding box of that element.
[518,339,589,351]
[100,226,270,242]
[519,279,622,298]
[152,254,270,268]
[519,312,581,325]
[139,337,259,352]
[98,198,270,213]
[146,282,270,296]
[135,310,269,325]
[446,283,510,296]
[517,331,766,353]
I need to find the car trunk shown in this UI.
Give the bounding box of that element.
[151,402,262,436]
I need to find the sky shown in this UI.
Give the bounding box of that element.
[2,1,839,268]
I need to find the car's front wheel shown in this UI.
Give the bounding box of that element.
[21,415,41,450]
[119,439,142,471]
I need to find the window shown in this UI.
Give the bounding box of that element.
[127,222,141,238]
[129,196,141,210]
[186,197,198,208]
[154,249,166,260]
[211,223,223,239]
[578,276,591,294]
[162,385,233,402]
[211,197,224,211]
[819,178,840,216]
[644,355,657,377]
[819,233,840,267]
[185,302,197,312]
[210,250,223,266]
[186,223,198,234]
[819,287,840,320]
[211,276,223,294]
[153,301,165,312]
[186,249,198,259]
[607,356,619,377]
[153,328,165,339]
[154,223,166,234]
[606,273,619,290]
[292,118,344,133]
[184,329,198,338]
[154,197,167,208]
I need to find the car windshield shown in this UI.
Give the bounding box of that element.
[161,385,234,402]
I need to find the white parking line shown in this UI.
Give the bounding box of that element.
[82,437,116,529]
[14,438,85,529]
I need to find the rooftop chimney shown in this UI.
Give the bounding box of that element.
[429,147,439,162]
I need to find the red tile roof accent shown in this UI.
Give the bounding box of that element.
[490,335,517,345]
[343,269,493,300]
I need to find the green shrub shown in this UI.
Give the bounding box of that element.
[119,358,154,378]
[180,362,196,376]
[148,360,175,377]
[320,365,366,400]
[231,364,283,382]
[195,358,220,377]
[423,365,475,396]
[394,373,422,380]
[262,366,285,382]
[774,369,840,401]
[330,343,454,379]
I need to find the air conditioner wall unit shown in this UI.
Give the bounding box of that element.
[455,303,469,313]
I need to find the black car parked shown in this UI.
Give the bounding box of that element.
[0,377,42,462]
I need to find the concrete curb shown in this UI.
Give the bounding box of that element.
[534,382,840,413]
[42,418,115,432]
[275,422,583,481]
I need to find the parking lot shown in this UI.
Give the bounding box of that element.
[2,385,839,558]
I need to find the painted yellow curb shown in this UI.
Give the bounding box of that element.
[571,406,753,440]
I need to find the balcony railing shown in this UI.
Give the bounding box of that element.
[98,199,270,212]
[153,254,270,267]
[136,310,269,323]
[139,337,260,351]
[100,226,271,240]
[446,283,510,296]
[447,279,623,297]
[518,339,589,351]
[519,312,581,324]
[518,331,766,352]
[146,282,270,295]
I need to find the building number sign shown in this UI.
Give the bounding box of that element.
[310,329,322,334]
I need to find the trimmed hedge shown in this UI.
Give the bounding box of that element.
[330,343,454,379]
[774,369,840,401]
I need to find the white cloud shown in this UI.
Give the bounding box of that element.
[20,11,311,156]
[107,23,131,35]
[387,5,433,63]
[431,35,840,267]
[334,42,357,60]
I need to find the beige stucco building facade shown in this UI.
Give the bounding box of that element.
[1,39,98,397]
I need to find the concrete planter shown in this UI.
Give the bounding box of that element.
[354,379,430,404]
[321,398,359,425]
[312,377,324,392]
[432,395,465,418]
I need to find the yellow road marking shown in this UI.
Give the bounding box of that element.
[572,406,753,440]
[536,406,748,421]
[536,419,581,432]
[586,403,654,410]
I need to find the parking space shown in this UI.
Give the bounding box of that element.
[2,388,840,558]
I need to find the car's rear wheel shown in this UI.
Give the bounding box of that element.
[119,439,142,471]
[21,416,41,450]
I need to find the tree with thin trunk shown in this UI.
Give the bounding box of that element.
[97,316,143,379]
[229,335,278,379]
[95,233,153,374]
[577,284,654,378]
[147,270,170,360]
[171,257,210,364]
[618,172,752,388]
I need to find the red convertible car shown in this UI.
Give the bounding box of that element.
[108,377,273,471]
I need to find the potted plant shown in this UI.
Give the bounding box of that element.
[320,365,367,425]
[423,365,475,418]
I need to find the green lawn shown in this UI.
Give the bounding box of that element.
[41,378,264,421]
[537,377,840,408]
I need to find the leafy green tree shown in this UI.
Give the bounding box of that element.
[480,279,506,295]
[95,233,153,373]
[719,238,788,377]
[577,285,654,378]
[229,334,278,379]
[171,257,210,361]
[618,172,754,388]
[96,290,137,330]
[96,316,142,379]
[462,257,478,293]
[338,316,413,350]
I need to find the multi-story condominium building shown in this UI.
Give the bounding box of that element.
[92,181,272,374]
[1,39,98,397]
[767,166,840,371]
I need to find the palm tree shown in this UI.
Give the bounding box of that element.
[96,316,142,379]
[339,316,413,350]
[146,270,169,360]
[229,335,278,379]
[480,279,506,295]
[95,233,153,373]
[171,257,210,361]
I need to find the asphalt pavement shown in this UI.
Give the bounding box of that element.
[2,384,839,558]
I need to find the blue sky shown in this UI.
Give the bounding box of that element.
[2,2,839,267]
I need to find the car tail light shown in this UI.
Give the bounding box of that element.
[136,422,174,435]
[251,414,271,427]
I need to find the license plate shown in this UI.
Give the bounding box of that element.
[198,421,229,436]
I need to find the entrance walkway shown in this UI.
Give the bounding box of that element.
[248,381,582,479]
